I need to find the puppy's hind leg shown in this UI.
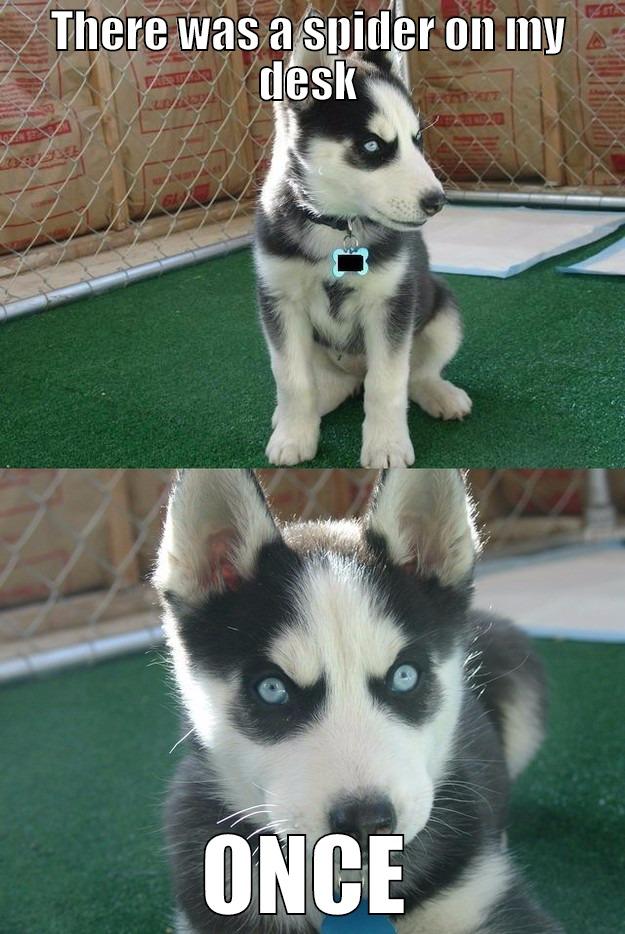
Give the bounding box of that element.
[409,302,472,421]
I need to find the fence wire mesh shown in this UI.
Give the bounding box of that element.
[1,1,624,312]
[1,468,623,681]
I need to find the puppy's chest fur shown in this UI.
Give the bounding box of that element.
[259,225,411,353]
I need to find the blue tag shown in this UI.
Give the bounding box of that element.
[321,901,395,932]
[332,247,369,278]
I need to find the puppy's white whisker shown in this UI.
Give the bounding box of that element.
[419,114,440,133]
[245,820,290,841]
[229,809,277,829]
[169,727,194,755]
[216,804,277,826]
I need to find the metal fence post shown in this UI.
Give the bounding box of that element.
[585,469,617,537]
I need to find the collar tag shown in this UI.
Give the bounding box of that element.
[330,219,369,277]
[332,246,369,278]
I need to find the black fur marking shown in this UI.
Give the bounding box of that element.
[360,226,404,267]
[484,879,565,933]
[255,205,308,261]
[368,650,442,727]
[296,71,376,147]
[232,669,326,743]
[313,323,365,356]
[469,610,548,748]
[386,271,418,349]
[398,692,510,914]
[347,134,399,171]
[167,539,335,738]
[257,282,284,349]
[365,528,472,642]
[322,279,352,320]
[429,274,457,317]
[359,50,396,74]
[168,540,304,678]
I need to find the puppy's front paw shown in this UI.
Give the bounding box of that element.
[266,418,319,465]
[410,378,472,421]
[360,424,415,468]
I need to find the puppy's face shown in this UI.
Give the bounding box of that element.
[155,471,478,853]
[278,47,445,229]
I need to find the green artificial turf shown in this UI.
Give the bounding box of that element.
[1,640,624,933]
[2,228,625,468]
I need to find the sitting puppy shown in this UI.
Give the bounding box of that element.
[255,25,472,467]
[155,469,561,933]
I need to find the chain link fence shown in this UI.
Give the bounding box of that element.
[1,468,623,682]
[1,1,624,317]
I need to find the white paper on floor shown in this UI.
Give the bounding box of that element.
[558,236,625,276]
[422,204,625,278]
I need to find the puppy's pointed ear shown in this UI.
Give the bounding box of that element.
[289,10,335,72]
[357,1,402,76]
[154,470,279,605]
[365,469,480,587]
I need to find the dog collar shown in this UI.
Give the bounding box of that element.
[301,208,355,233]
[301,209,384,234]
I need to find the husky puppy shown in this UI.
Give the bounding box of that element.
[255,26,472,468]
[155,469,561,934]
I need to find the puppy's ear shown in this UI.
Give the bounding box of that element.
[365,469,480,587]
[154,470,279,604]
[357,1,402,76]
[289,10,336,74]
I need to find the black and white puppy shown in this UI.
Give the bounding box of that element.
[155,469,561,933]
[255,27,472,467]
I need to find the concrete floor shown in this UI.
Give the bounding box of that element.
[476,542,625,642]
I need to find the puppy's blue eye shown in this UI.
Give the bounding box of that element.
[389,663,419,693]
[256,676,289,705]
[362,139,380,153]
[413,132,423,147]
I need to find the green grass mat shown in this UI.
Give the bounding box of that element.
[0,640,623,933]
[3,229,625,468]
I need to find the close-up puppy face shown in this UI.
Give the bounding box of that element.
[155,470,477,854]
[280,42,446,228]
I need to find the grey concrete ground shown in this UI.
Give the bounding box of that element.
[476,542,625,642]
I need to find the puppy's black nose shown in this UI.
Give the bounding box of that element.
[329,796,396,845]
[420,190,446,216]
